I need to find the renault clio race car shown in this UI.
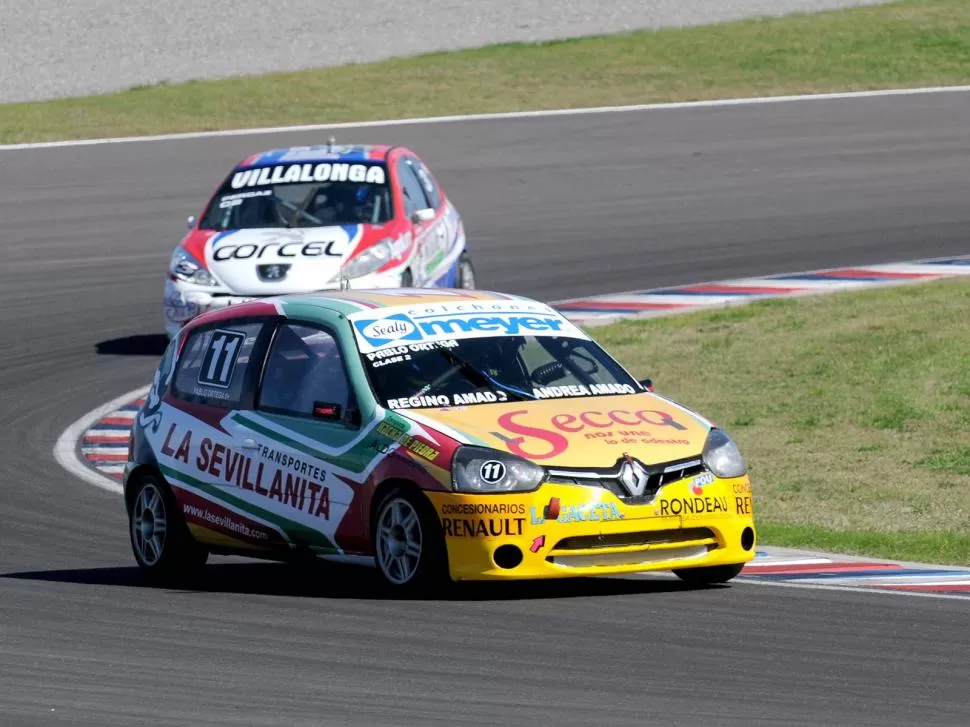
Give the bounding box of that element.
[163,142,474,338]
[127,289,756,591]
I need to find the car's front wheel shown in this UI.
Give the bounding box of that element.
[456,253,476,289]
[373,487,447,592]
[672,563,744,585]
[128,474,208,578]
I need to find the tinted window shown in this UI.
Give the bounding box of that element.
[198,163,392,230]
[172,323,264,408]
[258,323,351,418]
[396,159,432,217]
[407,157,441,209]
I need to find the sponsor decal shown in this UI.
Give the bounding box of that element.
[348,301,587,354]
[530,535,546,553]
[230,163,386,189]
[160,421,331,520]
[479,460,506,484]
[532,383,637,400]
[375,420,440,461]
[491,408,690,460]
[732,481,752,494]
[387,390,510,410]
[691,471,716,494]
[212,239,345,261]
[735,495,753,515]
[656,495,729,517]
[164,291,200,323]
[440,502,526,516]
[529,496,624,525]
[218,189,272,208]
[441,517,526,538]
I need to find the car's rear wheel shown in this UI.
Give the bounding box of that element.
[456,253,476,289]
[373,487,447,592]
[672,563,744,585]
[128,474,208,578]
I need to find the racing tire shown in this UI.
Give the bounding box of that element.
[128,473,208,580]
[456,253,476,289]
[372,486,449,594]
[672,563,745,585]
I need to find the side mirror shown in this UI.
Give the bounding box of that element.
[639,378,654,392]
[312,402,343,421]
[187,215,197,230]
[410,208,435,224]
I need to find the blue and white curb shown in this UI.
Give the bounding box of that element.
[553,254,970,325]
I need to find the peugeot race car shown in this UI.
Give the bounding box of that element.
[163,142,475,338]
[127,289,756,591]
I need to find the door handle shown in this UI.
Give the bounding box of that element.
[241,438,258,450]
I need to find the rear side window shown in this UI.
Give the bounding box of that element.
[172,322,264,408]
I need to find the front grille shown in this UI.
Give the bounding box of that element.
[547,457,706,504]
[553,527,716,552]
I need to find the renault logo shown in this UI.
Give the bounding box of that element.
[618,453,651,497]
[257,264,290,281]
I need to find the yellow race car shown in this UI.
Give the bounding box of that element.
[126,288,754,591]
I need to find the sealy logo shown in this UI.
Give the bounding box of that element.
[618,453,651,497]
[354,314,423,348]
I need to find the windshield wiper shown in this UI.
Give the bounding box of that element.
[430,343,536,402]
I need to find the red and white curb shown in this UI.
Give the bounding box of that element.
[553,254,970,325]
[736,548,970,600]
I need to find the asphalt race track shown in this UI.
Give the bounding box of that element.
[2,92,970,725]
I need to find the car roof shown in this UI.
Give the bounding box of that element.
[183,289,549,332]
[235,144,394,169]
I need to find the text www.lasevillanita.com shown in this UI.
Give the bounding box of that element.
[183,503,269,540]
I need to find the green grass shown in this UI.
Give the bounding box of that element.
[592,278,970,566]
[4,0,970,143]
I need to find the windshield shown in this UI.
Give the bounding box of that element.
[199,162,392,230]
[361,334,643,410]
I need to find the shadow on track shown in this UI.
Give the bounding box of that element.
[2,560,726,602]
[96,334,169,356]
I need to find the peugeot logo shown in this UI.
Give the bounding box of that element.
[618,453,651,497]
[257,264,290,281]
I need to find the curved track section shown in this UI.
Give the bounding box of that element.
[2,92,970,725]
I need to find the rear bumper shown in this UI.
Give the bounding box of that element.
[425,476,756,581]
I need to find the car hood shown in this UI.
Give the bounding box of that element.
[199,225,385,295]
[394,392,712,469]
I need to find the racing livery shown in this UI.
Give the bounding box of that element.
[127,289,756,590]
[163,142,475,338]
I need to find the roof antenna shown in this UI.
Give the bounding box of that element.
[339,269,351,290]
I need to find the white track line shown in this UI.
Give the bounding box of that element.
[3,84,970,152]
[53,385,150,495]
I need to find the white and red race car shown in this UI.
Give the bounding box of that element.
[163,142,475,337]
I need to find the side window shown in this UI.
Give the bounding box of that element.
[258,323,352,419]
[396,158,432,217]
[172,322,264,408]
[409,158,442,209]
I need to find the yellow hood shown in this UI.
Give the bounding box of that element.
[399,393,712,468]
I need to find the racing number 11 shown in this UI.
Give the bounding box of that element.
[198,329,245,388]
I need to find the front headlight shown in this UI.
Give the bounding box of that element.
[335,238,396,281]
[452,446,546,493]
[169,248,218,287]
[702,429,747,479]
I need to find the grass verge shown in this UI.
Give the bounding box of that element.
[4,0,970,143]
[593,278,970,566]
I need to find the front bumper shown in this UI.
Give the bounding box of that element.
[424,474,755,581]
[162,268,407,337]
